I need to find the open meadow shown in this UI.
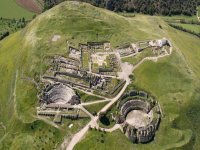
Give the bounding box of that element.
[171,23,200,34]
[0,0,36,19]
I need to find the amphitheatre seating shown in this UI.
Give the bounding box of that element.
[119,90,149,108]
[137,124,156,143]
[139,91,148,98]
[45,103,74,109]
[129,90,138,96]
[119,90,161,144]
[42,83,80,105]
[121,100,150,117]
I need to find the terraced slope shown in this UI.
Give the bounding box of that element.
[0,1,200,150]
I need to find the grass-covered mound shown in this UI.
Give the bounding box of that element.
[0,1,200,149]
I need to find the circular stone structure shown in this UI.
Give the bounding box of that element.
[41,83,80,105]
[118,91,161,144]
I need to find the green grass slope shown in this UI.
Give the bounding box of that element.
[0,1,200,149]
[0,0,35,19]
[171,23,200,34]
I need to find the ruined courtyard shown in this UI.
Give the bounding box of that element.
[36,37,172,149]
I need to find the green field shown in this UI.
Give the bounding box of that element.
[74,129,193,150]
[0,0,35,19]
[171,23,200,34]
[76,90,103,102]
[0,18,26,34]
[162,15,198,22]
[84,101,109,114]
[74,130,134,150]
[0,1,200,149]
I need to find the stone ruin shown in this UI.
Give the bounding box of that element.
[117,90,161,143]
[37,83,82,123]
[117,38,171,57]
[40,83,80,105]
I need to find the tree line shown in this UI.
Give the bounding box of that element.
[43,0,198,16]
[0,31,9,40]
[0,18,26,41]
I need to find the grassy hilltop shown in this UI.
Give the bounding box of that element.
[0,1,200,150]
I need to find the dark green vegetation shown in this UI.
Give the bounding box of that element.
[0,1,200,149]
[198,6,200,14]
[98,103,118,129]
[0,0,35,19]
[44,0,198,16]
[0,18,26,41]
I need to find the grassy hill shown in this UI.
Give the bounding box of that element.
[0,1,200,149]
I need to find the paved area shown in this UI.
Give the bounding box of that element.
[52,35,61,42]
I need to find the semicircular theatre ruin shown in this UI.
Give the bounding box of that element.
[116,90,162,143]
[41,83,80,105]
[37,83,82,123]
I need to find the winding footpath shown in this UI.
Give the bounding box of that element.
[81,99,111,106]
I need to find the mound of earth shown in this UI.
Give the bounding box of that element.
[0,1,200,150]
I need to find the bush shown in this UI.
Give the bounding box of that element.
[0,31,9,40]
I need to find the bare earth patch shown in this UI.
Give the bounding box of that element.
[16,0,42,13]
[52,35,61,42]
[117,62,133,83]
[126,110,153,129]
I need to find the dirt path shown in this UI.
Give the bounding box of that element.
[66,80,128,150]
[100,82,128,113]
[197,11,200,21]
[133,47,172,71]
[13,70,18,116]
[99,124,122,133]
[74,105,94,119]
[36,116,61,129]
[66,117,98,150]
